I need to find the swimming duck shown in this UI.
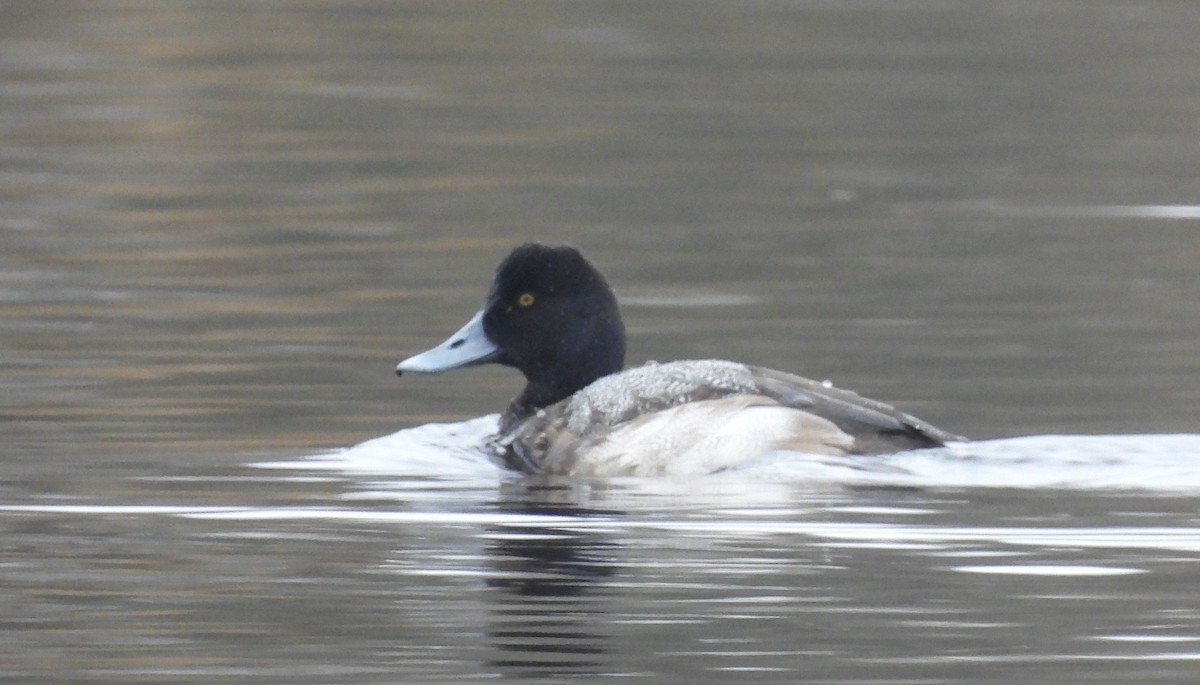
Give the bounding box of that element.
[397,243,962,477]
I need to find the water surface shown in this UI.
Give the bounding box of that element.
[3,1,1199,683]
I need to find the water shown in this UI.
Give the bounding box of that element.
[3,1,1200,682]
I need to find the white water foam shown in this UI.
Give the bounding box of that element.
[733,434,1200,492]
[256,414,505,479]
[254,417,1200,493]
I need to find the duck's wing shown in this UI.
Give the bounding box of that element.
[499,361,963,474]
[748,366,964,454]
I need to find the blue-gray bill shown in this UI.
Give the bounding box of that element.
[396,309,500,375]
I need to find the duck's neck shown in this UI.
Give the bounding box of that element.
[498,309,626,435]
[499,370,606,436]
[499,385,556,436]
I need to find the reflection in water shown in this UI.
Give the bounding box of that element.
[2,490,1200,682]
[485,498,621,678]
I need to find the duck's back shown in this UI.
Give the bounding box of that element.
[501,360,960,476]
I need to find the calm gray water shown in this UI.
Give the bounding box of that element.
[3,1,1200,683]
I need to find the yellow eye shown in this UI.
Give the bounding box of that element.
[517,292,536,307]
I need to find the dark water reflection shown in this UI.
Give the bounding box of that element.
[484,523,618,677]
[3,0,1200,683]
[9,484,1191,684]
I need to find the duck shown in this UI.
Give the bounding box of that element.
[396,242,963,477]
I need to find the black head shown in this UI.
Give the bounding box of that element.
[398,243,626,418]
[483,243,625,382]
